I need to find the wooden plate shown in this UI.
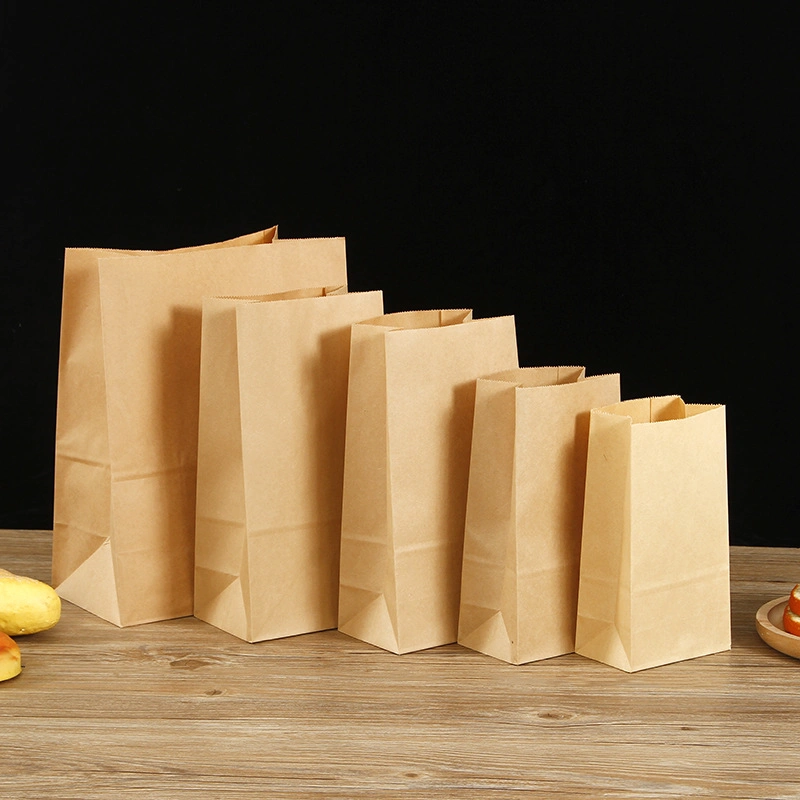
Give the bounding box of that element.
[756,596,800,660]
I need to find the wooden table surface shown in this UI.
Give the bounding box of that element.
[2,530,799,799]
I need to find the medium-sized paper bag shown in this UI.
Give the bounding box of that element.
[458,367,620,665]
[194,287,384,642]
[575,396,731,672]
[338,310,519,654]
[53,233,348,627]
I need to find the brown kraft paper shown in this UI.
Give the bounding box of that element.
[574,396,731,672]
[338,309,519,654]
[458,366,620,665]
[194,286,384,642]
[53,231,348,626]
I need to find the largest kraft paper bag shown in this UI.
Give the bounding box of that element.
[52,232,348,626]
[457,366,620,665]
[52,226,276,622]
[338,309,518,654]
[575,396,731,672]
[194,286,384,642]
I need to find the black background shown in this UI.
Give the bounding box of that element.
[0,3,796,546]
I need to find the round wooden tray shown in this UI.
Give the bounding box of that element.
[756,596,800,660]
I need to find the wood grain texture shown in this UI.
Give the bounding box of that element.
[1,530,799,799]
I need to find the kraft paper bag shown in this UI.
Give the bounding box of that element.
[338,309,519,654]
[194,286,384,642]
[53,231,348,626]
[575,396,731,672]
[458,366,620,665]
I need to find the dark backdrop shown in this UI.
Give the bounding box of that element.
[1,3,796,546]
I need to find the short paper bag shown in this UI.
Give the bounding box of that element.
[458,366,620,664]
[575,396,731,672]
[53,230,348,626]
[194,286,384,642]
[338,309,518,654]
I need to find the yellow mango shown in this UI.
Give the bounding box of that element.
[0,631,21,681]
[0,568,61,636]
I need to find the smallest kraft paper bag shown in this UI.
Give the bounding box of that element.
[575,396,731,672]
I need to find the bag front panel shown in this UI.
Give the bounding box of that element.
[513,372,621,663]
[233,290,384,640]
[628,404,730,670]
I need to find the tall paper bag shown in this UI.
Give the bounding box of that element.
[52,227,276,623]
[458,367,620,664]
[575,396,731,672]
[53,232,348,626]
[338,309,518,654]
[194,286,384,642]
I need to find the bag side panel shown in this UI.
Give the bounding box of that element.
[575,409,633,671]
[457,379,518,663]
[338,323,400,652]
[53,249,118,593]
[193,298,250,640]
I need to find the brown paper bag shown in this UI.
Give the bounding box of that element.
[457,366,620,664]
[194,286,384,642]
[338,310,518,654]
[575,396,731,672]
[53,232,348,626]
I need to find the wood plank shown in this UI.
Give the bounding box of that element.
[2,530,799,798]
